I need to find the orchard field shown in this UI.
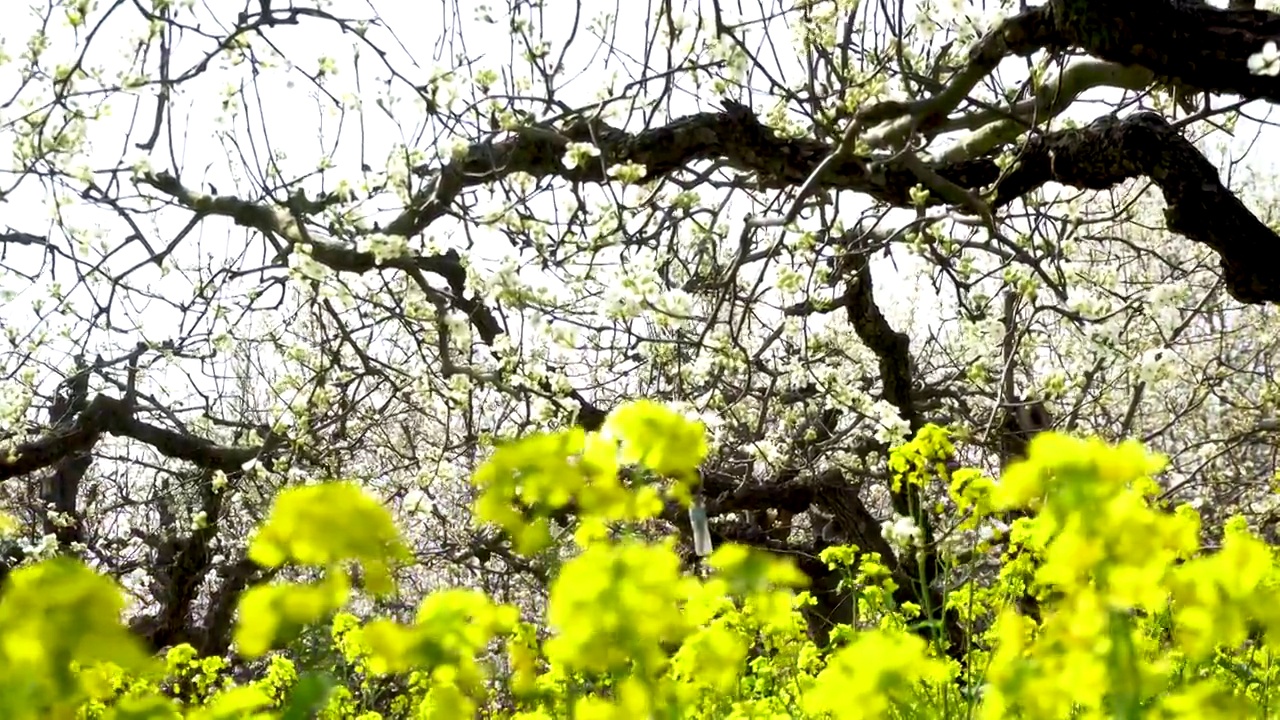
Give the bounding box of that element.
[5,0,1280,717]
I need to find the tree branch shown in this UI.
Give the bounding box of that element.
[385,108,1280,304]
[0,394,280,480]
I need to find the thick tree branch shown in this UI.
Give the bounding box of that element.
[387,103,1279,303]
[890,0,1280,141]
[0,394,280,480]
[1048,0,1280,102]
[355,2,1280,305]
[992,111,1277,303]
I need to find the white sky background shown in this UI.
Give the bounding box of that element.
[1,0,1279,436]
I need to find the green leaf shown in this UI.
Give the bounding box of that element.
[279,671,336,720]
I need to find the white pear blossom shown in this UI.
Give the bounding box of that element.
[1135,348,1180,385]
[562,142,601,170]
[358,232,411,263]
[606,161,647,183]
[403,489,433,515]
[870,400,912,445]
[22,533,59,560]
[881,514,922,552]
[288,244,332,282]
[1249,41,1280,76]
[979,519,1008,544]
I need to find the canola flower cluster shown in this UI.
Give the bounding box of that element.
[0,401,1279,718]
